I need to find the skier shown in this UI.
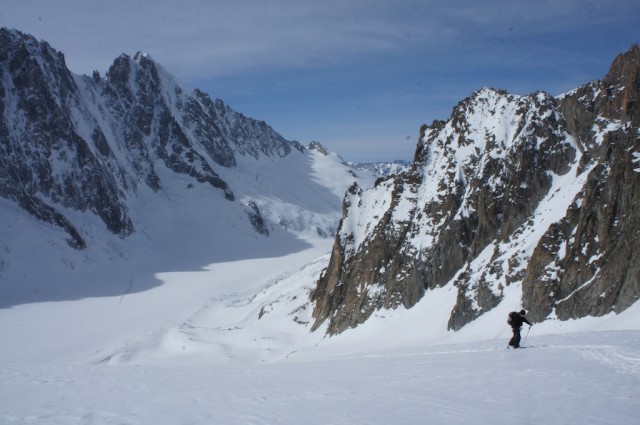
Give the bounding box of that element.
[508,309,532,349]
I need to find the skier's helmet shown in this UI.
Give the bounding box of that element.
[520,309,526,315]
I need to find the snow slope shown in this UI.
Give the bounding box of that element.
[0,238,638,424]
[2,332,639,425]
[0,143,373,308]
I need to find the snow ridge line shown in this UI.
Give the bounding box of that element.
[570,344,640,376]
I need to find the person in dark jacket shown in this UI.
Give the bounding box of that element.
[508,309,532,348]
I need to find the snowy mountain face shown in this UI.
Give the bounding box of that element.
[0,28,374,305]
[311,45,640,334]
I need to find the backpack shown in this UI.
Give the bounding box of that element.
[507,311,517,326]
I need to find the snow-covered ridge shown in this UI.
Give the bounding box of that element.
[348,160,411,177]
[342,88,575,257]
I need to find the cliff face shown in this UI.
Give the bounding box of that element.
[526,45,640,322]
[311,45,640,334]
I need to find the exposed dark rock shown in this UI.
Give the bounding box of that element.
[0,29,133,239]
[246,200,269,236]
[308,141,329,156]
[522,45,640,322]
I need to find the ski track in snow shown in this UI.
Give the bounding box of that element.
[569,344,640,376]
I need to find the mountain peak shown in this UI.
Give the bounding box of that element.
[133,51,153,63]
[604,44,640,124]
[606,43,640,80]
[308,141,329,156]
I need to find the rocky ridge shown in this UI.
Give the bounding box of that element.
[311,45,640,334]
[0,28,307,248]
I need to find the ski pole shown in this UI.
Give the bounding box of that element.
[522,325,531,346]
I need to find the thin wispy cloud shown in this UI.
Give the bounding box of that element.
[3,0,423,76]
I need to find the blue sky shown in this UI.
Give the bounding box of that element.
[2,1,639,161]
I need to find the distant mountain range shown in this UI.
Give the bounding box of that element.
[348,160,411,177]
[311,45,640,333]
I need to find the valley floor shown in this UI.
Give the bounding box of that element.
[0,239,638,424]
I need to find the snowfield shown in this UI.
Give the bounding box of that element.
[0,236,639,424]
[2,331,639,425]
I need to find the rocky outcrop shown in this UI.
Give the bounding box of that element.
[246,200,270,236]
[0,29,134,240]
[311,45,640,334]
